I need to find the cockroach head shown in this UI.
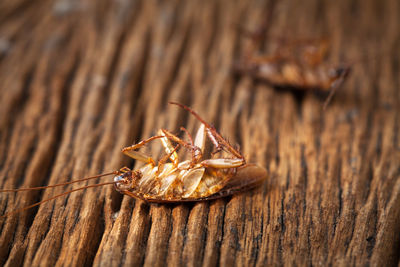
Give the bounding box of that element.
[113,170,142,192]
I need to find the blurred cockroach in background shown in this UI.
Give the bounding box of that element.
[234,23,351,109]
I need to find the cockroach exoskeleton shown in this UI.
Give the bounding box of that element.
[0,102,267,217]
[235,29,351,109]
[114,102,267,202]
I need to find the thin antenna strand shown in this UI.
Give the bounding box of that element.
[0,171,118,192]
[1,181,117,218]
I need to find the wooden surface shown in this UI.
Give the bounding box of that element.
[0,0,399,266]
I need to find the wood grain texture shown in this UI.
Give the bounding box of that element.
[0,0,399,266]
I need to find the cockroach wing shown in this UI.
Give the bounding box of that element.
[181,167,205,198]
[208,164,267,199]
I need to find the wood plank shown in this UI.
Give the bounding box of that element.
[0,0,399,266]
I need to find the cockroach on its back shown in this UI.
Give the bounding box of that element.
[114,102,266,202]
[235,32,351,109]
[0,102,267,216]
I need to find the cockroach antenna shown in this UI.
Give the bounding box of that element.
[0,172,118,218]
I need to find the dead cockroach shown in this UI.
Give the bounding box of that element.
[235,33,351,109]
[0,102,267,216]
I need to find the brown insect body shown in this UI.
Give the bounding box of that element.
[242,54,350,91]
[114,102,267,202]
[114,162,266,202]
[236,37,350,107]
[1,102,267,216]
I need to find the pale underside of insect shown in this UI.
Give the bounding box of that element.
[114,102,267,202]
[0,103,267,216]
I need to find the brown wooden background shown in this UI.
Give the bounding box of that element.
[0,0,399,266]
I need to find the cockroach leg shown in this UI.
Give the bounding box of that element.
[156,144,180,176]
[180,126,200,163]
[205,127,245,163]
[323,66,350,109]
[158,129,179,166]
[169,102,245,163]
[206,128,223,152]
[122,135,165,165]
[193,123,206,158]
[161,129,202,165]
[201,158,245,169]
[180,127,194,144]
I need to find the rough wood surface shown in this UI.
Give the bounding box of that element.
[0,0,399,266]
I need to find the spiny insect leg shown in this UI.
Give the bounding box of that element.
[122,135,164,165]
[323,66,350,110]
[180,126,205,163]
[161,129,202,165]
[169,102,245,162]
[205,127,244,162]
[156,144,180,176]
[206,128,223,154]
[158,129,179,166]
